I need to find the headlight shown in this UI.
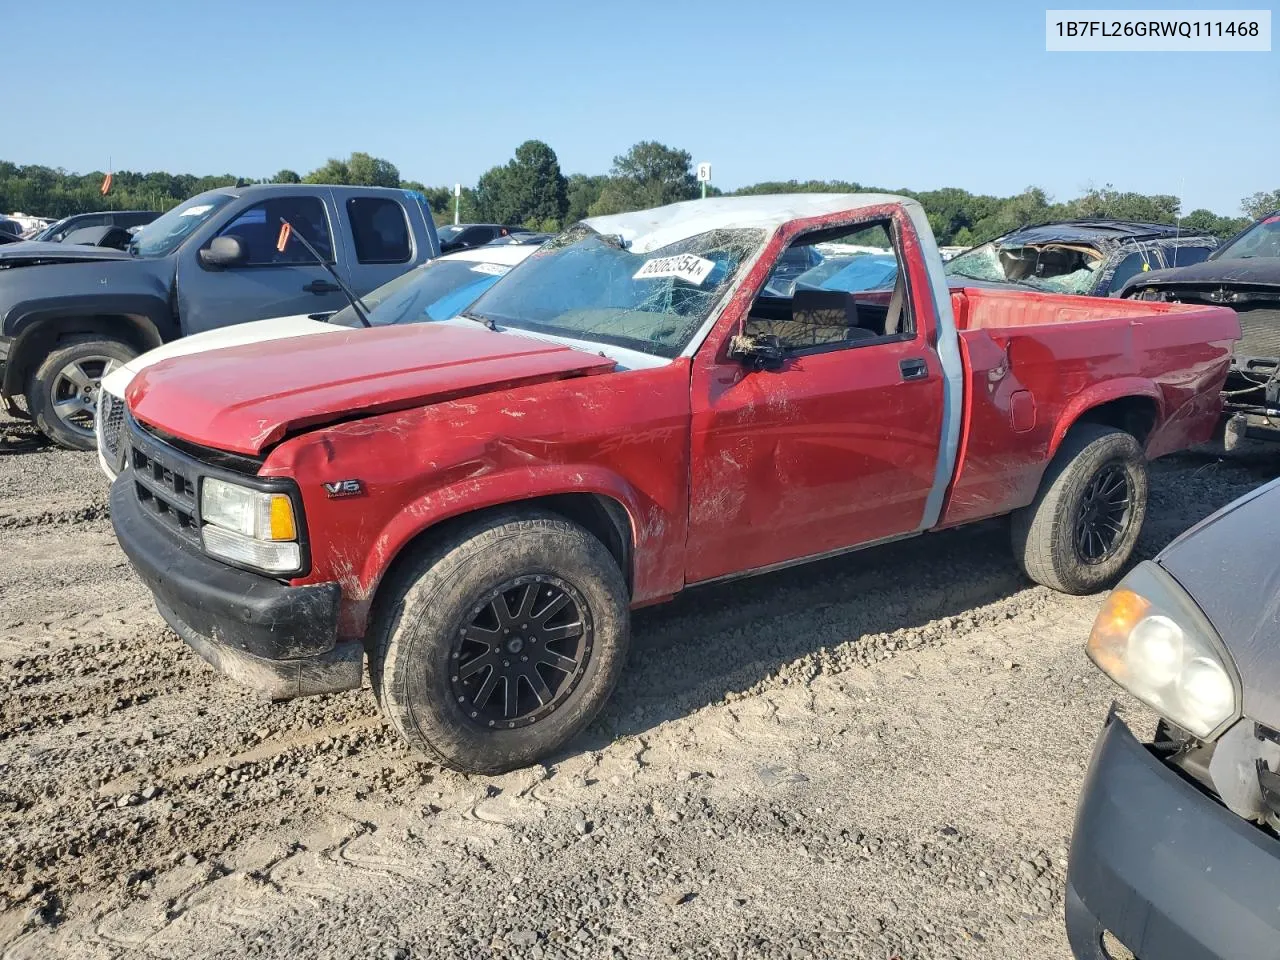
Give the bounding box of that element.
[1088,560,1238,738]
[200,478,300,573]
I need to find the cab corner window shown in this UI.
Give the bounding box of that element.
[218,196,332,265]
[348,197,411,264]
[746,220,913,353]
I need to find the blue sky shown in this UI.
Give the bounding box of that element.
[5,0,1276,215]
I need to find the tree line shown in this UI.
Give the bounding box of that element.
[3,146,1274,247]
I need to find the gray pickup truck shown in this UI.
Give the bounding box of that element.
[0,183,440,449]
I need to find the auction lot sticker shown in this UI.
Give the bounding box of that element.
[1046,9,1271,50]
[634,254,716,285]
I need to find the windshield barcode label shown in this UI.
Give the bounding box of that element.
[633,254,715,286]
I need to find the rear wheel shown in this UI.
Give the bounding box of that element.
[26,338,135,451]
[370,510,630,774]
[1011,424,1148,595]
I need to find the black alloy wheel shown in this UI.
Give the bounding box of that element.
[449,575,592,729]
[1074,463,1133,564]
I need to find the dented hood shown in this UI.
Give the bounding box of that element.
[1122,258,1280,294]
[126,323,616,455]
[0,240,136,265]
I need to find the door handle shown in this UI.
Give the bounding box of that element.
[899,358,928,381]
[303,279,342,294]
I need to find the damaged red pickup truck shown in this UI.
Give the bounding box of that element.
[111,194,1239,773]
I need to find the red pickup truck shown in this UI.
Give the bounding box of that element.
[111,194,1239,773]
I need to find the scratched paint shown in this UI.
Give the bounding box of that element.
[120,195,1239,656]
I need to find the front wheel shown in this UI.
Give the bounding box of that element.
[26,338,136,451]
[370,510,630,774]
[1011,424,1148,595]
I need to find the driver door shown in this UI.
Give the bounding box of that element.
[175,191,351,335]
[684,220,945,583]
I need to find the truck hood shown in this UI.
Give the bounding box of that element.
[126,323,617,455]
[1157,478,1280,732]
[1123,258,1280,294]
[100,314,337,401]
[0,240,136,266]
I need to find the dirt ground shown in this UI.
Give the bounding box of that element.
[1,409,1276,960]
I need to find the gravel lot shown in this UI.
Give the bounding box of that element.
[2,409,1276,960]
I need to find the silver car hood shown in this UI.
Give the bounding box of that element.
[1158,477,1280,730]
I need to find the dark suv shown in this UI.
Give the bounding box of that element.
[35,211,161,243]
[436,223,526,252]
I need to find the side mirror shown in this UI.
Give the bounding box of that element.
[199,235,247,268]
[729,333,787,371]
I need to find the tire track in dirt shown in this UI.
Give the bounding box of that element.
[3,407,1279,958]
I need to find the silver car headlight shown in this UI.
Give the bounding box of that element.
[200,477,301,574]
[1088,560,1239,739]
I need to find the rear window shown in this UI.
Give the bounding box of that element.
[347,197,411,264]
[1163,244,1215,269]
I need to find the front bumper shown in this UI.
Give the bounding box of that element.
[1066,713,1280,960]
[110,477,362,700]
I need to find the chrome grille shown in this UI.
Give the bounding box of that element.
[97,391,126,470]
[1236,308,1280,360]
[128,420,201,545]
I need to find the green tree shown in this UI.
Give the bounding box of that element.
[302,157,350,184]
[345,152,400,188]
[733,179,864,196]
[588,141,700,216]
[473,140,568,226]
[272,169,301,184]
[564,174,608,224]
[1181,208,1251,239]
[302,152,399,187]
[1066,185,1180,223]
[1242,189,1280,219]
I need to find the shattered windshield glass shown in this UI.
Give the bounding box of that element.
[946,241,1101,295]
[465,224,764,357]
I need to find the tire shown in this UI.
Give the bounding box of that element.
[1011,424,1148,595]
[369,509,630,775]
[26,338,136,451]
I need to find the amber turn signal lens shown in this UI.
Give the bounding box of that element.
[268,494,297,541]
[1087,588,1150,676]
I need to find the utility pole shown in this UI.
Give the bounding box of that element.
[454,183,461,225]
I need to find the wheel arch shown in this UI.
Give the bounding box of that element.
[1049,381,1162,458]
[364,490,638,633]
[2,306,169,398]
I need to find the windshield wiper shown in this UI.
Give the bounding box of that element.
[459,312,496,331]
[278,217,372,327]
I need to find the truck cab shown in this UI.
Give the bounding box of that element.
[108,194,1237,774]
[0,183,440,449]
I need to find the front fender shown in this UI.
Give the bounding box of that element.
[1,257,174,337]
[369,463,648,591]
[264,363,694,638]
[322,463,677,639]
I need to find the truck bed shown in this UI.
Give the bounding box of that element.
[939,286,1238,528]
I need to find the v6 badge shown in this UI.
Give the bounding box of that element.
[323,479,364,498]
